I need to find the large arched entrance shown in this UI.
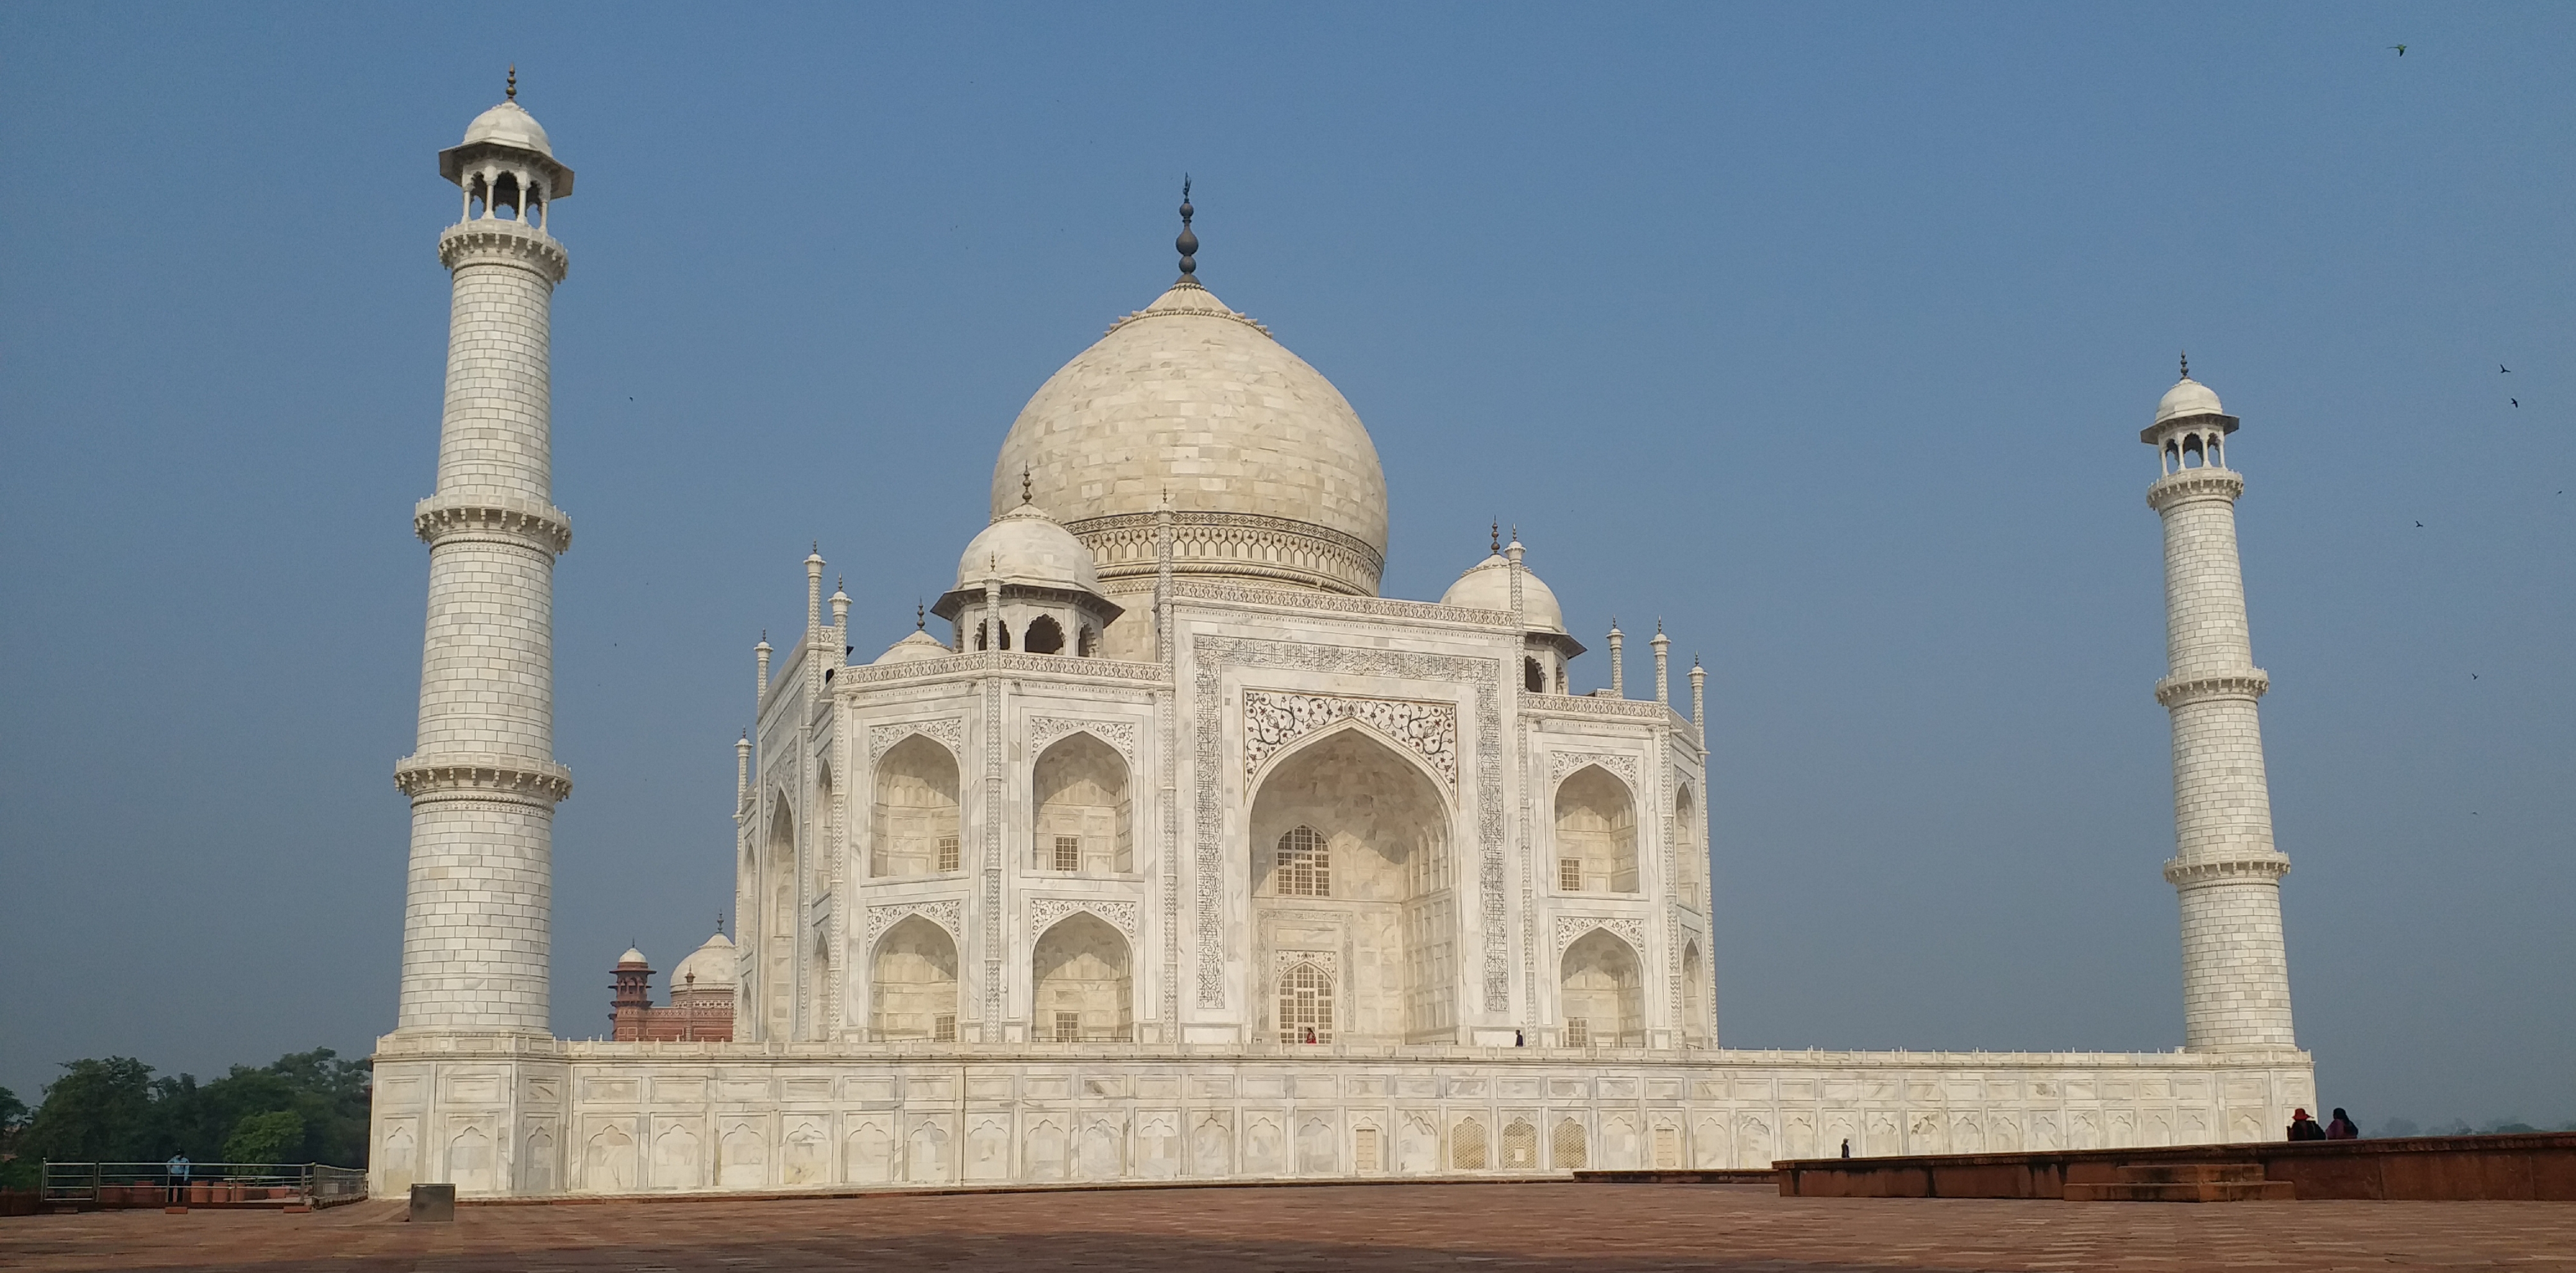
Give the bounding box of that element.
[1031,912,1131,1041]
[1248,727,1456,1043]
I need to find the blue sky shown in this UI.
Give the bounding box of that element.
[2,4,2568,1129]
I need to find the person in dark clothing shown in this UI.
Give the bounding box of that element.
[2287,1108,2326,1141]
[2325,1108,2359,1140]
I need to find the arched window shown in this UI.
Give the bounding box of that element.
[1076,625,1098,657]
[1502,1118,1539,1168]
[1275,825,1328,897]
[1024,615,1065,655]
[1525,657,1546,693]
[1550,1118,1588,1170]
[2165,439,2180,474]
[493,171,521,219]
[2183,434,2203,467]
[1450,1118,1487,1170]
[1278,961,1332,1044]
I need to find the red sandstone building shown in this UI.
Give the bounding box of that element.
[609,931,736,1041]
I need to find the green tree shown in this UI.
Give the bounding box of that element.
[222,1110,306,1164]
[21,1058,157,1163]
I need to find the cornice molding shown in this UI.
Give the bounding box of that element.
[414,495,572,555]
[2147,468,2245,512]
[438,221,569,282]
[2164,856,2291,888]
[1075,510,1385,596]
[2155,670,2270,709]
[394,752,572,805]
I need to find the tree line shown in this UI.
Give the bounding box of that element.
[0,1049,368,1185]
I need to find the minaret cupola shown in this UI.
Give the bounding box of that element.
[438,68,575,228]
[2144,353,2239,475]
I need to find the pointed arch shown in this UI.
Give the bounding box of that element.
[874,734,960,877]
[1023,614,1065,655]
[1032,731,1131,874]
[1561,926,1645,1048]
[1555,764,1638,893]
[870,915,958,1041]
[1249,725,1457,1043]
[1031,911,1131,1041]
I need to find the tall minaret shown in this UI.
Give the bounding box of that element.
[2144,360,2295,1051]
[391,78,577,1035]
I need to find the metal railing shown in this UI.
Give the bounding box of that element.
[40,1162,368,1210]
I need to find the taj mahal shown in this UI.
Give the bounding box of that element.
[369,86,2312,1196]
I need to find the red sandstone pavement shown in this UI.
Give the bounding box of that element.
[4,1183,2572,1272]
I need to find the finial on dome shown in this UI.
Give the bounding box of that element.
[506,65,517,101]
[1491,521,1500,554]
[1175,176,1198,281]
[1022,464,1033,504]
[917,600,926,630]
[2180,350,2189,381]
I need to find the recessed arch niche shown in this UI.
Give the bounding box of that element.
[1031,912,1131,1041]
[1032,732,1130,874]
[874,735,960,877]
[1554,766,1638,893]
[764,792,795,1036]
[1248,725,1457,1043]
[1561,927,1644,1048]
[870,915,958,1041]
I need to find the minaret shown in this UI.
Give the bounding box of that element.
[2144,360,2296,1051]
[393,80,577,1034]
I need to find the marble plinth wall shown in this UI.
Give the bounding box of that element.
[367,1041,2314,1197]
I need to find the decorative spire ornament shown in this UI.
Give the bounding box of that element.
[2180,350,2190,380]
[506,64,517,101]
[1175,176,1198,281]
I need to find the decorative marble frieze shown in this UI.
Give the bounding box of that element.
[1030,896,1139,940]
[1545,750,1640,789]
[1242,691,1458,793]
[1028,715,1139,764]
[1555,914,1647,957]
[868,718,965,763]
[865,900,961,943]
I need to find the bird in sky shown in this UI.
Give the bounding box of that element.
[2500,363,2511,373]
[2415,520,2425,527]
[2512,398,2520,408]
[2390,44,2407,56]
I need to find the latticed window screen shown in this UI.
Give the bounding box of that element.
[1653,1125,1681,1169]
[936,836,960,873]
[1276,826,1329,896]
[1353,1126,1382,1172]
[1559,857,1582,891]
[1502,1120,1538,1168]
[1451,1118,1488,1170]
[1054,1011,1081,1043]
[1552,1119,1589,1170]
[932,1013,956,1043]
[1278,962,1334,1044]
[1565,1017,1590,1048]
[1054,835,1081,872]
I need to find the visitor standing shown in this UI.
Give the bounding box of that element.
[2326,1108,2359,1140]
[2287,1109,2325,1141]
[164,1154,191,1204]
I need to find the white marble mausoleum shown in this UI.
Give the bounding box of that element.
[369,87,2314,1197]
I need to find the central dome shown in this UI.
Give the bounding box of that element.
[992,278,1389,596]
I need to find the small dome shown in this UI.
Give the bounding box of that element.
[956,503,1101,593]
[672,932,736,988]
[616,947,648,967]
[872,630,953,665]
[1441,553,1566,634]
[2156,376,2224,425]
[459,100,555,157]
